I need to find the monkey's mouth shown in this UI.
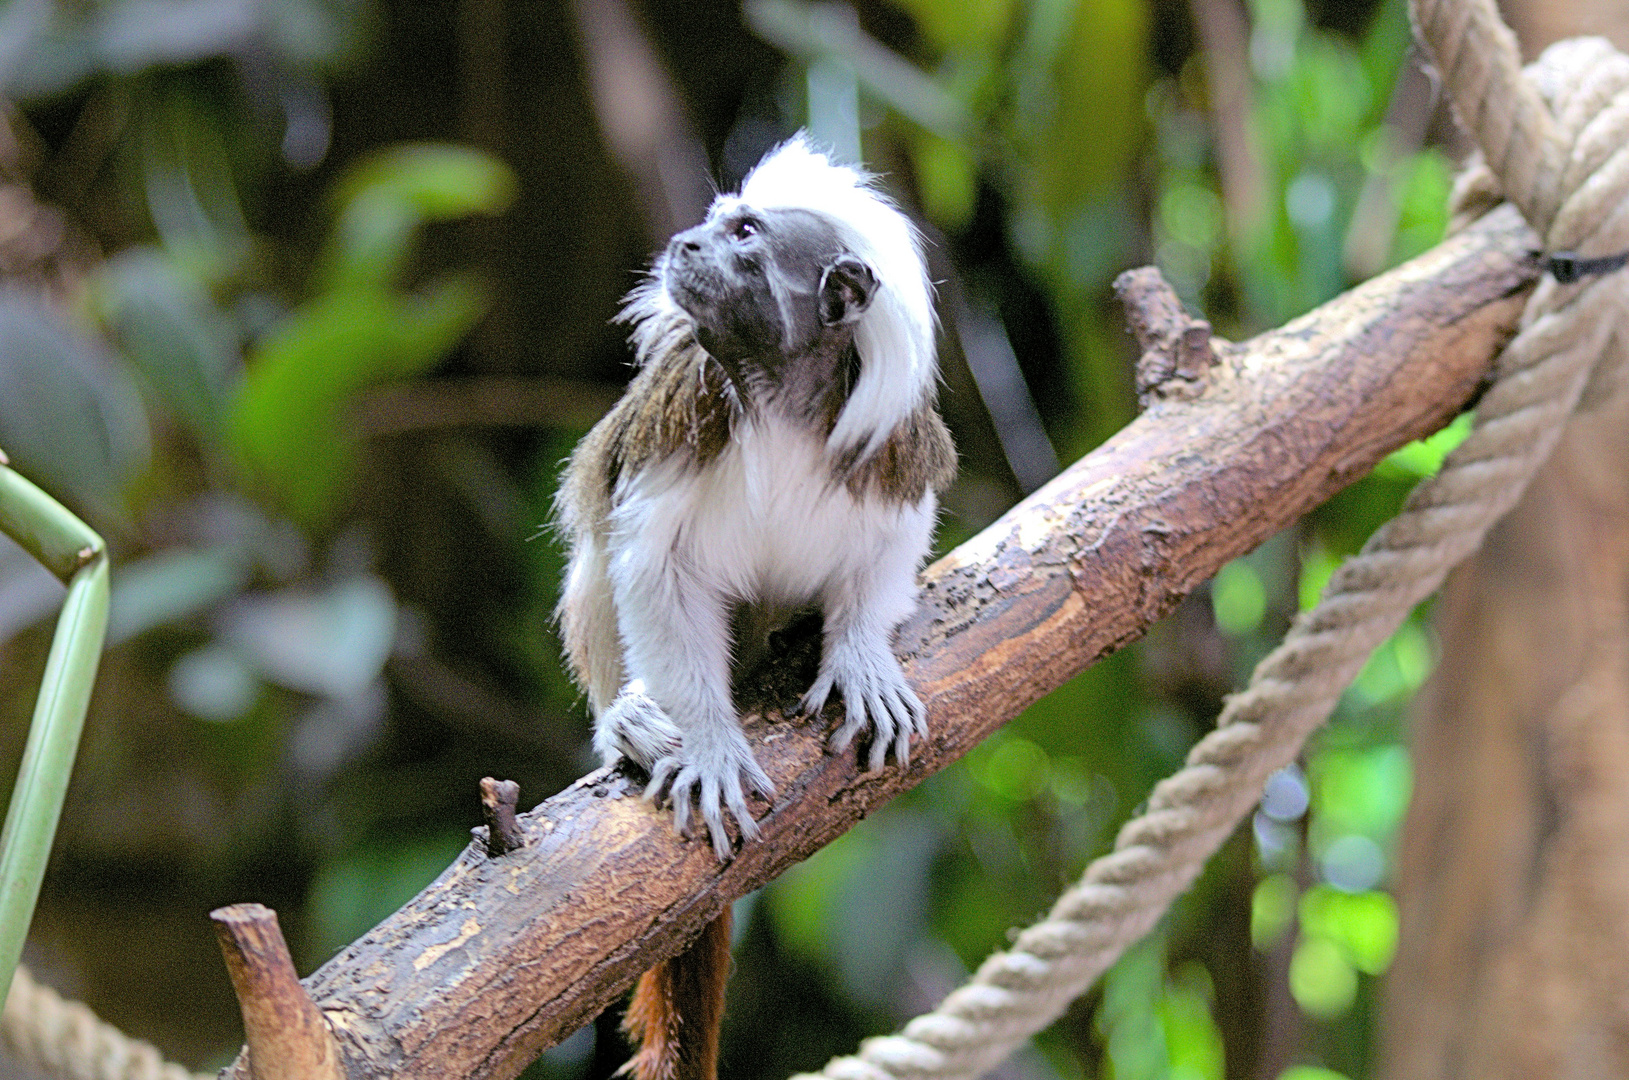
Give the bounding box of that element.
[661,260,721,325]
[661,270,728,354]
[664,277,708,321]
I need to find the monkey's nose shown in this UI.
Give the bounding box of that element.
[668,226,705,259]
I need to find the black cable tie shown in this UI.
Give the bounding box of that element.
[1547,249,1629,285]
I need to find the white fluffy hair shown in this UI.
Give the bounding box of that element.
[709,133,937,461]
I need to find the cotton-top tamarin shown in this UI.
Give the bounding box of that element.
[556,133,954,1080]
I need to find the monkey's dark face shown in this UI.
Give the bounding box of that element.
[663,206,877,374]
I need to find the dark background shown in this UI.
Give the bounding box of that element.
[0,0,1453,1075]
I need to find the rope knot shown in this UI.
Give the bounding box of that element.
[1436,33,1629,271]
[1429,30,1629,405]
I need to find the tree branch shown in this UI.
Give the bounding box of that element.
[220,204,1538,1080]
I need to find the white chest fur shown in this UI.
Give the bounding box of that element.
[607,413,934,615]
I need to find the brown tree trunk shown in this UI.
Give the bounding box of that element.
[1383,397,1629,1077]
[1382,8,1629,1073]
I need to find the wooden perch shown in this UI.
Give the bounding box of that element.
[479,777,525,857]
[220,204,1538,1080]
[1118,266,1219,404]
[211,903,343,1080]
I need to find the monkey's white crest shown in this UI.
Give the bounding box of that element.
[714,133,937,461]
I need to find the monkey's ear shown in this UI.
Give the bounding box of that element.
[818,255,878,326]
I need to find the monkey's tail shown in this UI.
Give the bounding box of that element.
[617,908,733,1080]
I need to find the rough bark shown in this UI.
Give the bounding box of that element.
[218,204,1537,1080]
[211,905,343,1080]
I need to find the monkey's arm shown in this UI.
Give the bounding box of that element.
[607,519,776,858]
[563,521,729,807]
[803,494,937,769]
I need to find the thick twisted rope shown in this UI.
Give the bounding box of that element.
[2,964,208,1080]
[795,12,1629,1080]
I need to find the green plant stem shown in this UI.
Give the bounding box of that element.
[0,462,110,1004]
[0,463,105,585]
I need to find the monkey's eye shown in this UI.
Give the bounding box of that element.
[730,218,761,241]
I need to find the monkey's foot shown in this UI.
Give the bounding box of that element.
[595,680,682,772]
[803,640,927,771]
[646,727,777,860]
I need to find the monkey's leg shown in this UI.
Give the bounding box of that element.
[560,536,626,715]
[594,680,683,771]
[802,506,932,771]
[564,539,686,772]
[612,554,776,858]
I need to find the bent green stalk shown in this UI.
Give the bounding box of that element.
[0,457,110,1004]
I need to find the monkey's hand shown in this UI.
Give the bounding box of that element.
[647,721,777,861]
[803,633,928,772]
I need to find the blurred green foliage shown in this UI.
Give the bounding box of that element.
[0,0,1471,1073]
[235,146,516,524]
[873,0,1454,1071]
[1097,940,1225,1080]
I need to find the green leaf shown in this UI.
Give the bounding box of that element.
[1358,0,1412,96]
[0,537,63,646]
[323,144,518,295]
[911,130,979,230]
[1310,743,1411,839]
[107,545,251,644]
[230,146,513,525]
[3,3,97,99]
[1098,935,1169,1080]
[1279,1068,1350,1080]
[1158,964,1224,1080]
[890,0,1018,51]
[769,827,867,967]
[1212,560,1267,636]
[769,811,940,1008]
[4,0,362,97]
[1019,0,1148,215]
[1378,411,1471,480]
[1160,182,1224,251]
[168,643,261,722]
[218,576,398,699]
[1288,37,1372,152]
[230,276,487,524]
[1298,542,1339,612]
[1251,873,1297,950]
[1299,885,1399,975]
[1390,150,1454,265]
[1288,935,1356,1018]
[1351,622,1433,705]
[969,733,1050,802]
[305,832,471,965]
